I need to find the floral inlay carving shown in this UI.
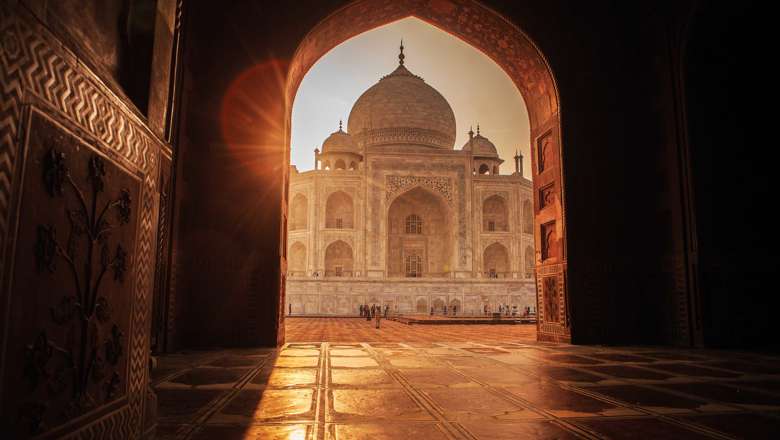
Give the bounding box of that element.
[386,175,453,204]
[20,148,131,435]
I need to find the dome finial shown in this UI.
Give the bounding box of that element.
[476,124,481,136]
[399,39,405,66]
[339,119,343,132]
[468,126,474,139]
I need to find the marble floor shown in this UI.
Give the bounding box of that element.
[285,317,538,343]
[154,321,780,439]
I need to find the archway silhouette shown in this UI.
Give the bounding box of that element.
[285,0,568,342]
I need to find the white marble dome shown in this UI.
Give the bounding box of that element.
[347,63,456,149]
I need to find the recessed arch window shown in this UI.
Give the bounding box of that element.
[483,195,508,232]
[405,253,423,277]
[405,214,422,234]
[325,191,353,228]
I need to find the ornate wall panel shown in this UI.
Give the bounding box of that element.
[1,4,162,439]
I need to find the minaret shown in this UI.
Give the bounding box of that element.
[314,147,320,170]
[513,150,524,177]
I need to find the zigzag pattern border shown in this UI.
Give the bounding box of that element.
[1,4,162,439]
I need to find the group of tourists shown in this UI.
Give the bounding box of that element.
[429,305,458,316]
[360,304,388,328]
[481,304,534,317]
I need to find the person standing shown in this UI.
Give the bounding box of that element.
[375,309,381,329]
[289,303,292,316]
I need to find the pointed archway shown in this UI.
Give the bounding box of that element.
[285,0,569,342]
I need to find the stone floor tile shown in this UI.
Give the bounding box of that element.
[586,353,656,363]
[456,366,537,386]
[327,422,448,440]
[576,417,716,439]
[217,388,315,421]
[585,385,705,412]
[658,382,780,407]
[638,351,708,361]
[280,348,321,357]
[461,420,582,440]
[675,413,780,439]
[330,368,398,387]
[275,356,320,368]
[586,365,674,380]
[423,387,534,420]
[387,356,441,369]
[330,356,380,368]
[506,382,637,417]
[258,368,318,388]
[156,388,224,423]
[168,367,250,387]
[330,389,432,421]
[207,355,263,368]
[330,348,369,357]
[647,362,743,378]
[542,354,603,365]
[538,366,607,383]
[193,424,310,440]
[707,360,780,375]
[397,368,477,388]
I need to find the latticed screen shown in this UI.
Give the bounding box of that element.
[405,214,422,234]
[335,218,343,229]
[405,254,422,277]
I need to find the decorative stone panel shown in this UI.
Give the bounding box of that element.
[0,5,164,439]
[386,175,453,205]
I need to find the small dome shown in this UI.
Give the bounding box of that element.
[462,129,498,157]
[347,46,456,149]
[321,124,357,153]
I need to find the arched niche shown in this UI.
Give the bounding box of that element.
[525,245,535,278]
[416,298,428,313]
[386,187,451,278]
[324,240,353,277]
[288,242,306,274]
[290,193,308,230]
[325,191,353,229]
[286,0,568,342]
[522,199,533,234]
[483,242,509,278]
[483,195,508,232]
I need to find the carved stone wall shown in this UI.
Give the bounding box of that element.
[0,3,169,439]
[287,278,536,316]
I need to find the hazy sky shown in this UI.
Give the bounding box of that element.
[291,17,531,175]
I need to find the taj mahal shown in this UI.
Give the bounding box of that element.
[286,45,536,316]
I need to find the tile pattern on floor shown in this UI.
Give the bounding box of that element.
[153,338,780,439]
[152,319,780,440]
[285,317,537,343]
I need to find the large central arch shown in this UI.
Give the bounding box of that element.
[386,186,453,278]
[285,0,569,342]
